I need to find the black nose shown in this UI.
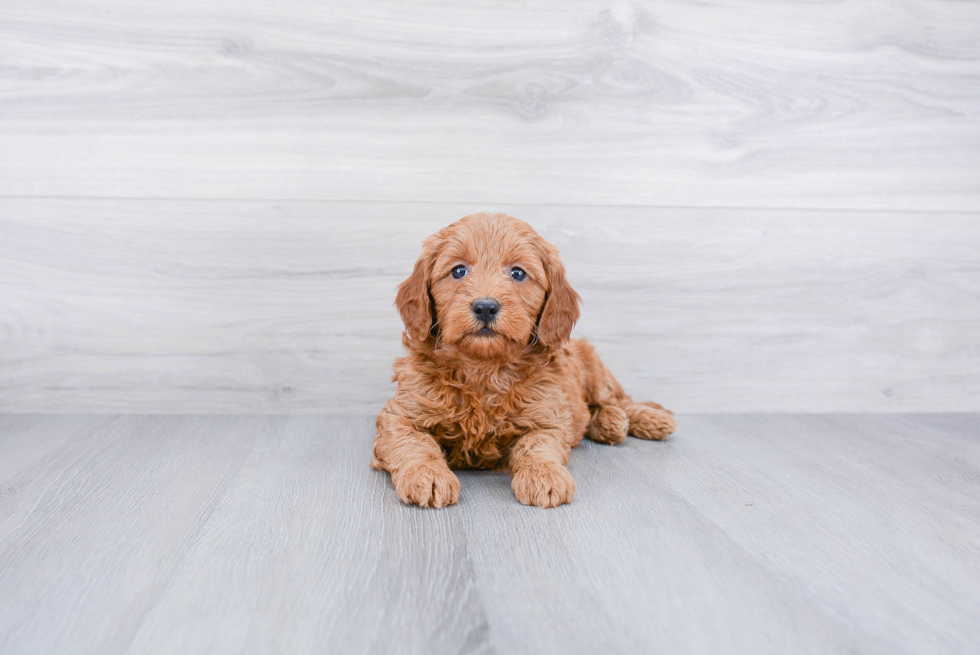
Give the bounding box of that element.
[471,298,500,324]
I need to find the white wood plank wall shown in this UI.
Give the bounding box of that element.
[1,0,978,413]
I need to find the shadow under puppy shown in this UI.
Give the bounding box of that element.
[373,213,675,508]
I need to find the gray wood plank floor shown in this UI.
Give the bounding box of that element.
[1,414,977,654]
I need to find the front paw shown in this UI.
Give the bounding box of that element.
[512,463,576,508]
[392,462,460,508]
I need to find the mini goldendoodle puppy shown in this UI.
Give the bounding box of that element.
[373,213,675,508]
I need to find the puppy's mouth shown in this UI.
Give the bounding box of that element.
[474,327,497,337]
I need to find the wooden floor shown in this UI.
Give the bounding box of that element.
[1,414,977,654]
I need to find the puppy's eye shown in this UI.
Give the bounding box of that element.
[510,267,527,282]
[451,265,468,279]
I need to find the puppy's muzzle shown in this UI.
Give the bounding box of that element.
[471,297,500,325]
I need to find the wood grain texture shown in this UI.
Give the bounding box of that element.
[2,199,978,413]
[0,416,259,654]
[125,415,491,655]
[0,0,978,209]
[0,414,978,654]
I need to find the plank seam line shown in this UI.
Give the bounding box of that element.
[1,195,979,216]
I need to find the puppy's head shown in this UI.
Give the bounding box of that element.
[396,213,580,357]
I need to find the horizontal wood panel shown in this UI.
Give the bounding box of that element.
[0,0,978,209]
[1,199,978,413]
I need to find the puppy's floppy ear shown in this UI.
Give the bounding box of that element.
[536,239,581,347]
[396,236,439,340]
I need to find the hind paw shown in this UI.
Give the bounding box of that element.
[626,403,676,440]
[587,406,629,444]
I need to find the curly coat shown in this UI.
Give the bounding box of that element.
[373,213,675,508]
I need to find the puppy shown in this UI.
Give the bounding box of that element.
[373,213,675,508]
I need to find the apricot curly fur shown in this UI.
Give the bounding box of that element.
[373,213,675,508]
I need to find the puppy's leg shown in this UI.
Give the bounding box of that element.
[574,340,630,444]
[508,430,576,508]
[625,401,676,441]
[586,405,630,445]
[374,405,460,508]
[573,340,676,442]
